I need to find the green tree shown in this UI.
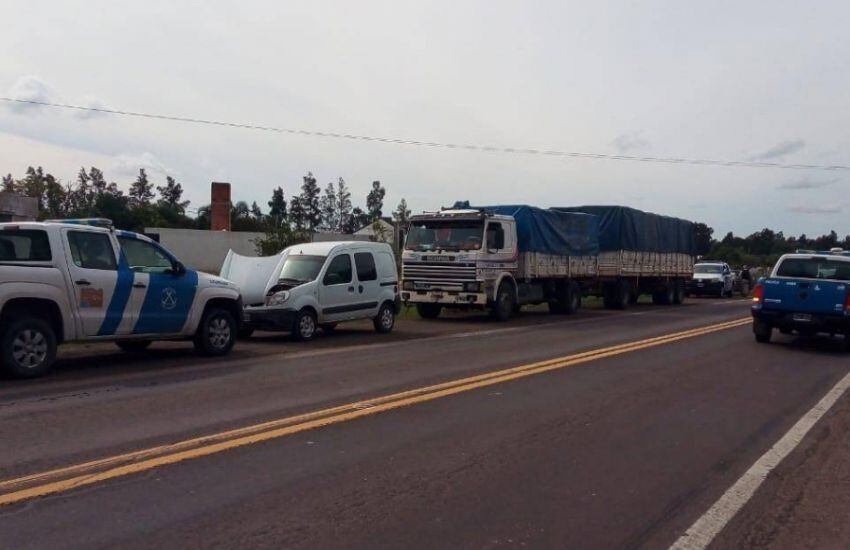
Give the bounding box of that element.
[267,187,287,228]
[43,174,66,218]
[157,176,189,213]
[299,172,322,231]
[128,168,154,206]
[336,177,352,232]
[693,222,713,256]
[253,224,309,256]
[320,180,338,231]
[366,180,385,221]
[2,174,13,192]
[343,206,370,233]
[392,198,411,226]
[289,195,306,232]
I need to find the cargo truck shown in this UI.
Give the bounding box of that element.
[400,204,695,320]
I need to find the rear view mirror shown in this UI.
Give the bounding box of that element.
[169,261,187,276]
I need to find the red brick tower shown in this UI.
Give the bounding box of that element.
[210,182,231,231]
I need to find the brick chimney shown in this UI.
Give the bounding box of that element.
[210,182,231,231]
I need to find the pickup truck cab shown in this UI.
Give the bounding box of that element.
[751,250,850,347]
[0,219,242,378]
[688,261,734,297]
[226,241,400,341]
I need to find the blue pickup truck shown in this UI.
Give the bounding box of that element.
[751,250,850,348]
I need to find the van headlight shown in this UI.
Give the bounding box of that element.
[266,290,290,306]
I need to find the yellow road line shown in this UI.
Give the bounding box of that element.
[0,317,750,507]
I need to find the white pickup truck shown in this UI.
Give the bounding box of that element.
[0,219,243,378]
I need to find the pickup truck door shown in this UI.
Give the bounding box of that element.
[117,235,199,335]
[62,228,128,337]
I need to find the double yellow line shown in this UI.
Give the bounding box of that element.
[0,317,750,507]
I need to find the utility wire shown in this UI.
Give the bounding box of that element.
[2,97,847,172]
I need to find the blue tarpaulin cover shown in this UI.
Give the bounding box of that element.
[477,205,600,256]
[551,205,696,255]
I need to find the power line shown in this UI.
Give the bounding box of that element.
[2,96,848,172]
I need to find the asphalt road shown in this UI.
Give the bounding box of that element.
[1,298,848,549]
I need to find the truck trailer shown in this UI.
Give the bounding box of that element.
[400,204,695,320]
[552,206,696,309]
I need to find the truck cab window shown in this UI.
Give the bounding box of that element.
[486,223,505,250]
[323,254,352,286]
[67,231,116,271]
[118,237,174,274]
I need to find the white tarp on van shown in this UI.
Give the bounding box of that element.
[219,249,288,306]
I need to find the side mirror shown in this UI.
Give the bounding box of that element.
[170,261,187,276]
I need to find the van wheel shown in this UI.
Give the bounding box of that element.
[754,320,772,343]
[116,340,152,352]
[1,317,57,378]
[194,308,236,356]
[491,282,515,322]
[374,303,395,333]
[292,309,318,341]
[416,303,442,319]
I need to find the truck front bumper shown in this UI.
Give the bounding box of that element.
[243,307,297,331]
[401,290,488,306]
[752,307,850,334]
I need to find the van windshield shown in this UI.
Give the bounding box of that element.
[279,255,325,284]
[405,220,484,251]
[776,257,850,281]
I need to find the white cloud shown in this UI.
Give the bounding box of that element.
[110,152,172,179]
[611,132,649,153]
[74,95,109,119]
[787,205,842,214]
[4,75,52,113]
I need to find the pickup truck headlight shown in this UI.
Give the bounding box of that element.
[266,290,290,306]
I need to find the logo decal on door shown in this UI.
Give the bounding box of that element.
[161,287,178,310]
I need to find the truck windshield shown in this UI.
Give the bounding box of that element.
[695,265,723,274]
[405,221,484,251]
[776,257,850,281]
[279,255,325,283]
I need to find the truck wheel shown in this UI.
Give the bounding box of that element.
[491,282,515,322]
[566,281,581,314]
[373,303,396,333]
[416,303,442,319]
[1,317,57,378]
[193,308,236,356]
[292,309,318,341]
[753,320,772,343]
[652,282,675,305]
[116,340,152,352]
[672,280,685,304]
[604,280,631,310]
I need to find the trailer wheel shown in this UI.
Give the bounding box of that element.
[416,303,442,319]
[566,281,581,314]
[491,282,515,322]
[604,280,631,310]
[652,282,675,305]
[672,280,685,304]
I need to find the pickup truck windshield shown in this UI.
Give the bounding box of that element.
[776,257,850,281]
[279,255,325,283]
[695,265,723,274]
[405,221,484,251]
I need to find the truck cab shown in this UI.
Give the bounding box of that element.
[0,219,243,378]
[751,249,850,346]
[401,209,519,320]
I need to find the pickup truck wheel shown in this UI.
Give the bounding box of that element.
[373,303,395,333]
[193,308,236,356]
[753,320,772,343]
[2,318,57,378]
[416,303,442,319]
[292,309,318,341]
[491,283,515,322]
[116,340,152,352]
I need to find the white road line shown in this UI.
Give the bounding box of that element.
[670,370,850,550]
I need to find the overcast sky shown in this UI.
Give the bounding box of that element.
[1,0,848,237]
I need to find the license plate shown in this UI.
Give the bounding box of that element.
[697,283,704,288]
[793,313,812,322]
[414,282,431,290]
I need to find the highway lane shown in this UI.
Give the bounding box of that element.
[1,298,847,548]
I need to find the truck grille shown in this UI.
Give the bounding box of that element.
[402,262,477,289]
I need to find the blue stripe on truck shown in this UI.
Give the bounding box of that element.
[97,251,134,336]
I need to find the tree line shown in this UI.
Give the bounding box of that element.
[2,166,413,251]
[693,222,850,267]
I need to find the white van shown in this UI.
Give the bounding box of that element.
[221,241,400,341]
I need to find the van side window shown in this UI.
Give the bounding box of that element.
[67,231,117,271]
[354,252,377,281]
[323,254,352,286]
